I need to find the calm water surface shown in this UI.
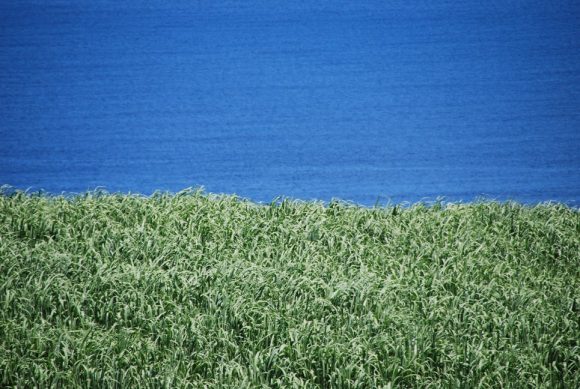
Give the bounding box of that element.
[1,1,579,204]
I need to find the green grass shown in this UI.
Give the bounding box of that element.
[0,189,579,388]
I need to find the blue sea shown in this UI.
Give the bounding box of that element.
[1,1,579,205]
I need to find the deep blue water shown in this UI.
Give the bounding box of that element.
[1,1,579,205]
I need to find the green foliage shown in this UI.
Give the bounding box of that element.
[0,190,579,387]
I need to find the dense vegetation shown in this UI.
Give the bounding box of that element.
[0,189,579,388]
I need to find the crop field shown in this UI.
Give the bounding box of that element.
[0,189,579,387]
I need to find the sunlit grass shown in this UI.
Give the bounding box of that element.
[1,189,579,387]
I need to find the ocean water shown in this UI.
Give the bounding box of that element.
[1,1,579,205]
